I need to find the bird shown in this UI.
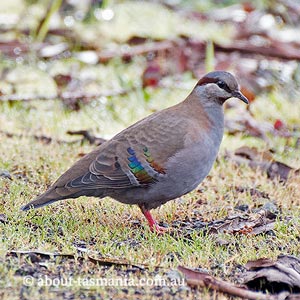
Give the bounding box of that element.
[21,71,249,233]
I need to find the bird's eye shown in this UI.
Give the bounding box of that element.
[217,80,231,92]
[217,81,226,89]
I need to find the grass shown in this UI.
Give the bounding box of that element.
[1,60,300,299]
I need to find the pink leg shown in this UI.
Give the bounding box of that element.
[139,205,168,234]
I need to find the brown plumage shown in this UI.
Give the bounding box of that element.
[21,71,248,233]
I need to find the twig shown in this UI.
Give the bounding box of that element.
[67,130,107,145]
[0,130,79,145]
[0,88,131,102]
[1,129,107,146]
[97,40,175,62]
[216,40,300,61]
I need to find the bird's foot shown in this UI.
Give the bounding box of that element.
[151,223,169,234]
[139,205,168,234]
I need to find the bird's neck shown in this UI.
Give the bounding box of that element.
[184,93,224,144]
[185,93,224,128]
[203,101,224,128]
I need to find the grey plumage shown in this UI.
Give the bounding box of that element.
[21,71,248,232]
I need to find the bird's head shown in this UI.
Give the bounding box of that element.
[192,71,249,106]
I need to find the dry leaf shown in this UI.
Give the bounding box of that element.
[244,255,300,293]
[178,265,285,300]
[208,210,276,236]
[228,146,299,182]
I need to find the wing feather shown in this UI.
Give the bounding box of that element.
[65,107,188,191]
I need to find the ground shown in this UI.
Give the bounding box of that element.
[1,79,300,299]
[1,0,300,299]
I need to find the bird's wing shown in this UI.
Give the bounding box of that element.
[66,140,134,189]
[65,107,188,190]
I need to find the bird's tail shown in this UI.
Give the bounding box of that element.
[21,187,66,211]
[21,187,105,211]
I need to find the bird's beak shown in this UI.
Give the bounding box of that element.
[232,90,249,104]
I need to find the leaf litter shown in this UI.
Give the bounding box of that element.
[179,258,300,300]
[227,146,300,182]
[243,255,300,293]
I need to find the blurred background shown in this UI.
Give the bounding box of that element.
[1,0,300,162]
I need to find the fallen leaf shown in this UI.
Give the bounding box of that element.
[142,62,162,87]
[267,162,296,182]
[234,186,270,199]
[208,210,276,236]
[225,112,273,139]
[235,146,273,162]
[178,265,284,300]
[228,146,299,182]
[244,255,300,294]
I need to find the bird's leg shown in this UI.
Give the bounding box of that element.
[139,205,168,234]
